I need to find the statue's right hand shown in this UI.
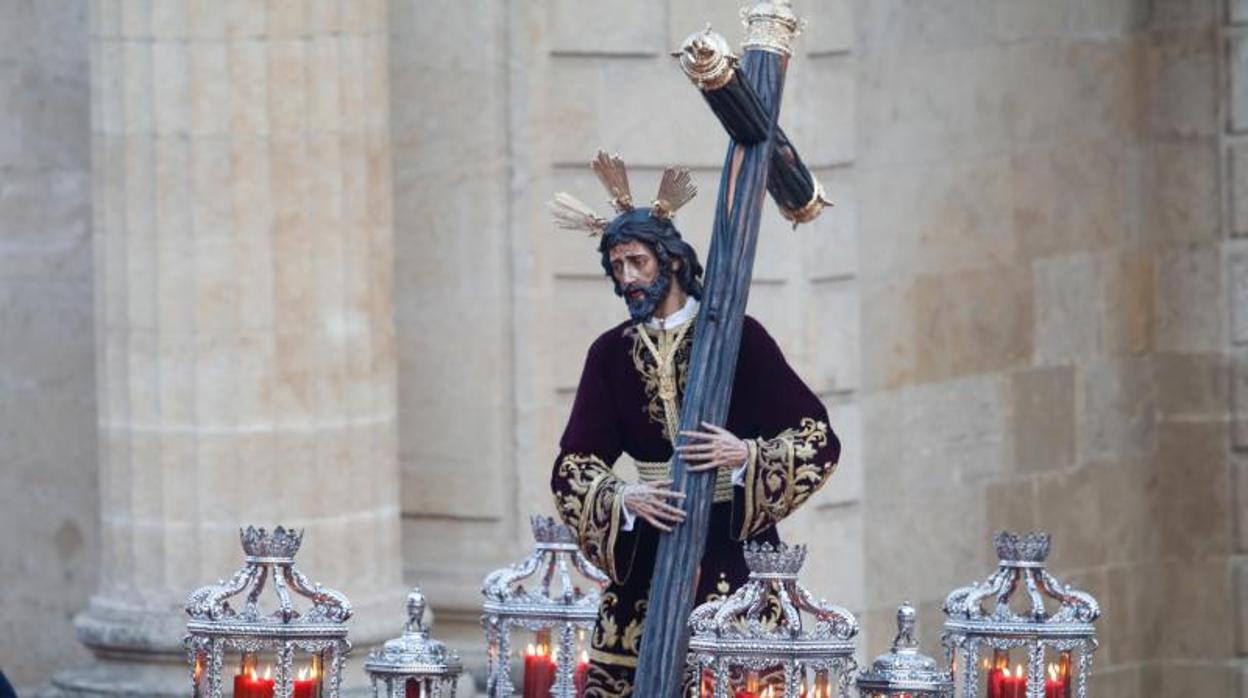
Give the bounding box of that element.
[620,480,687,533]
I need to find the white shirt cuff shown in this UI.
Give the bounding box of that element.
[620,501,637,531]
[732,458,748,486]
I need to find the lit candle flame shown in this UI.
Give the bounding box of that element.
[580,649,589,663]
[263,665,272,680]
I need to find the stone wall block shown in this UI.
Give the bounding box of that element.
[1238,461,1248,550]
[801,167,858,281]
[151,2,187,40]
[1232,144,1248,236]
[1004,41,1136,147]
[120,0,152,39]
[859,158,1014,281]
[225,0,265,38]
[1154,351,1228,420]
[787,56,855,167]
[1100,249,1155,355]
[911,267,1033,383]
[184,0,223,39]
[1033,254,1101,364]
[855,0,995,53]
[860,280,917,390]
[821,400,862,505]
[549,0,665,55]
[151,42,190,136]
[863,491,988,608]
[808,280,860,394]
[1143,25,1217,138]
[121,40,153,134]
[1141,140,1219,244]
[1156,244,1224,352]
[1237,558,1248,655]
[1161,559,1235,659]
[1013,141,1130,259]
[1011,365,1075,473]
[267,40,308,134]
[1076,357,1156,463]
[1157,421,1232,560]
[548,57,719,167]
[857,48,1010,166]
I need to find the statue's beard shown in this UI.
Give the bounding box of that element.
[622,273,671,323]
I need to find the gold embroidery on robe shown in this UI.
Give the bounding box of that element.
[554,453,625,580]
[627,322,694,441]
[738,417,836,539]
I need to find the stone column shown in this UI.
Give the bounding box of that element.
[53,2,402,695]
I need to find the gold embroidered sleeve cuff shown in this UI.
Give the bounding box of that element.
[736,417,836,540]
[553,453,630,582]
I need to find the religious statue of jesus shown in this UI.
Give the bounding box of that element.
[549,151,841,696]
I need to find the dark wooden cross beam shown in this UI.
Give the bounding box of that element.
[634,3,817,696]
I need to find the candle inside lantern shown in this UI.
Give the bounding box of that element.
[1044,662,1070,698]
[293,664,319,698]
[233,665,275,698]
[575,649,589,697]
[522,637,555,698]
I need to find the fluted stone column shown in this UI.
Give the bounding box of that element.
[53,2,402,695]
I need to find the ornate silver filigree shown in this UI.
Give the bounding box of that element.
[688,543,858,698]
[481,516,607,697]
[740,0,805,57]
[940,532,1100,698]
[183,526,352,698]
[856,603,953,697]
[365,587,462,697]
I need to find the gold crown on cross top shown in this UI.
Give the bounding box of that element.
[548,150,698,237]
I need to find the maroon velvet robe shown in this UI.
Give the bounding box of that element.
[550,312,840,697]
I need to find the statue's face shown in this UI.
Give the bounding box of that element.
[609,240,670,323]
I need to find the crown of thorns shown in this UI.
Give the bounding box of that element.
[548,150,697,237]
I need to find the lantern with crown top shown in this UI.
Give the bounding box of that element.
[480,515,608,697]
[183,526,351,698]
[941,532,1099,698]
[687,542,858,698]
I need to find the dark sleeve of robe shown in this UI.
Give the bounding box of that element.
[729,316,842,540]
[550,335,636,584]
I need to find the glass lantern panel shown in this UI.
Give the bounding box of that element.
[505,626,591,698]
[977,646,1072,698]
[214,649,326,698]
[697,664,836,698]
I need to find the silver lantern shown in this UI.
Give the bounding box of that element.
[941,532,1100,698]
[687,543,858,698]
[480,515,608,697]
[184,525,352,698]
[856,603,953,698]
[364,587,462,697]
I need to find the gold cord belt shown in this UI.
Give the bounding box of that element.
[635,460,735,504]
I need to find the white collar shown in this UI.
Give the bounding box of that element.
[646,296,699,331]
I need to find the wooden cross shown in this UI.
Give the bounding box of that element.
[635,3,821,696]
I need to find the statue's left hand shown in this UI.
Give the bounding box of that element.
[677,421,749,473]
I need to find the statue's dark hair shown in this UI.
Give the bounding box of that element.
[598,208,704,300]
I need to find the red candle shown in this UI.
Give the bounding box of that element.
[293,666,318,698]
[1044,662,1070,698]
[404,677,422,698]
[523,643,555,698]
[574,650,589,697]
[233,668,274,698]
